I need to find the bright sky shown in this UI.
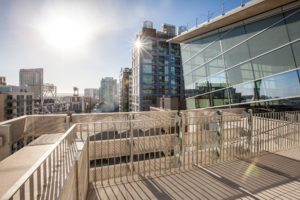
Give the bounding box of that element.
[0,0,248,93]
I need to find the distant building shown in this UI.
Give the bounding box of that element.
[19,68,43,100]
[132,21,185,111]
[100,77,118,112]
[0,85,33,122]
[119,68,132,112]
[0,77,6,86]
[84,88,99,100]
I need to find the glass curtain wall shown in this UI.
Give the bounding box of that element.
[182,7,300,110]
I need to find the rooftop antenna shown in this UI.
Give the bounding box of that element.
[241,0,245,7]
[196,17,198,27]
[221,1,225,16]
[207,11,212,22]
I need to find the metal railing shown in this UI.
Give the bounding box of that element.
[1,124,79,200]
[1,110,300,198]
[82,110,300,186]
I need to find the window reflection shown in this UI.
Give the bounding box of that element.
[230,82,255,103]
[257,70,300,99]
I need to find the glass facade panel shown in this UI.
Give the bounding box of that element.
[252,46,296,79]
[257,70,300,100]
[202,34,221,61]
[143,64,152,74]
[224,43,250,68]
[227,62,254,85]
[183,6,300,110]
[208,72,227,91]
[285,10,300,41]
[206,55,225,76]
[181,46,190,64]
[211,89,230,106]
[192,66,206,84]
[246,14,289,57]
[230,82,255,103]
[186,98,196,109]
[292,41,300,68]
[221,26,247,51]
[195,80,209,94]
[195,94,210,108]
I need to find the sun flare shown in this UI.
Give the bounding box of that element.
[37,10,94,50]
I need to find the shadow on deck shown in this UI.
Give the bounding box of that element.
[87,148,300,200]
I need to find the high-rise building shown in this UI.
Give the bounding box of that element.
[170,0,300,112]
[132,21,185,111]
[100,77,118,112]
[0,77,6,86]
[0,85,33,122]
[119,68,132,112]
[84,88,99,100]
[19,68,43,100]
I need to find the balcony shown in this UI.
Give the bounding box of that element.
[0,110,299,200]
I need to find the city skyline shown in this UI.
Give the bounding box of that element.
[0,0,247,93]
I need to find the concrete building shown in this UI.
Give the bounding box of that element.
[132,21,185,111]
[19,68,43,100]
[0,85,33,122]
[0,77,6,86]
[100,77,118,112]
[170,0,300,112]
[119,68,132,112]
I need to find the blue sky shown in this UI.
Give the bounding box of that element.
[0,0,248,93]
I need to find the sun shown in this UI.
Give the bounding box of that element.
[37,10,94,50]
[135,39,143,49]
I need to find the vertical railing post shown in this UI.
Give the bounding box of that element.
[86,124,90,186]
[216,110,222,161]
[129,114,134,177]
[248,109,253,157]
[180,111,184,168]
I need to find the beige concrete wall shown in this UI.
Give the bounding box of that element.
[61,141,89,200]
[0,94,7,122]
[0,125,11,161]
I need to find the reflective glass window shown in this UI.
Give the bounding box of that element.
[186,98,196,109]
[285,9,300,41]
[189,39,205,58]
[227,62,254,85]
[207,72,227,91]
[143,64,152,74]
[192,66,206,84]
[256,70,300,100]
[184,73,193,89]
[142,74,153,85]
[202,34,221,61]
[181,46,190,64]
[195,80,210,95]
[230,82,255,103]
[206,55,225,76]
[195,94,210,108]
[292,41,300,68]
[221,26,247,51]
[224,43,250,68]
[252,46,296,79]
[246,14,289,57]
[211,89,230,106]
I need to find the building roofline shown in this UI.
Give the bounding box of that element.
[168,0,297,43]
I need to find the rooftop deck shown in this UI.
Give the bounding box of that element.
[0,110,300,200]
[88,148,300,200]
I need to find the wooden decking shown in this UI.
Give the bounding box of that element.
[88,148,300,200]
